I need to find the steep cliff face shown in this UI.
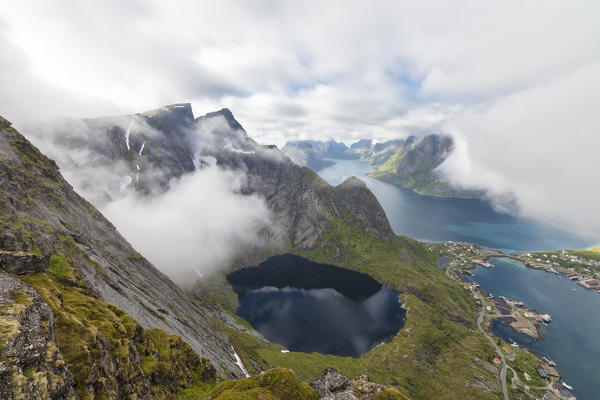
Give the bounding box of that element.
[29,103,197,205]
[0,272,75,400]
[26,105,394,251]
[188,120,394,249]
[0,116,244,380]
[0,270,217,399]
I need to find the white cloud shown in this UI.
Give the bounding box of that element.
[102,166,272,286]
[1,0,599,238]
[441,63,600,238]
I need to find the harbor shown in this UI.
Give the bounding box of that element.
[455,256,600,400]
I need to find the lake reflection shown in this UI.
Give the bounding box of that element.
[237,286,404,357]
[228,254,405,357]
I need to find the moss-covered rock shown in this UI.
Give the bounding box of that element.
[0,271,76,400]
[18,260,216,399]
[204,368,319,400]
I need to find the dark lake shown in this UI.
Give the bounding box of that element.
[227,254,405,357]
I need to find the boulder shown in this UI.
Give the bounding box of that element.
[0,272,76,399]
[0,251,46,275]
[312,368,410,400]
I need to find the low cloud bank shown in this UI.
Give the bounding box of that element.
[102,165,271,285]
[440,63,600,241]
[23,113,274,286]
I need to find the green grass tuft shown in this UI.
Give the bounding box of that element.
[204,368,319,400]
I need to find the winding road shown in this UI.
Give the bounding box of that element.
[444,265,510,400]
[476,297,509,400]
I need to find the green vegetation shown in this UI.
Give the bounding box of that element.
[367,148,452,197]
[217,216,502,399]
[47,254,76,282]
[203,368,319,400]
[19,252,215,399]
[212,210,551,399]
[371,388,412,400]
[522,249,600,275]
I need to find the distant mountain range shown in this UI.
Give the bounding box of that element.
[282,135,483,197]
[281,139,354,171]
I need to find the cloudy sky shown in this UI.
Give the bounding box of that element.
[1,0,599,239]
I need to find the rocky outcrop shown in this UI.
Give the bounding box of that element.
[311,368,410,400]
[335,177,394,241]
[0,272,76,400]
[0,251,46,275]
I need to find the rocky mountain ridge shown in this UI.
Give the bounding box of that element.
[28,104,394,250]
[0,116,244,384]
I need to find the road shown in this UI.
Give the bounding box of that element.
[445,265,510,400]
[477,298,509,400]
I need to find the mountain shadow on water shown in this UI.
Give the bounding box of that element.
[227,254,382,301]
[227,254,405,357]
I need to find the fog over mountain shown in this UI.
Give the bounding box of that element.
[0,0,598,239]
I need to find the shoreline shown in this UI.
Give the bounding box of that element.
[457,248,600,295]
[458,273,546,341]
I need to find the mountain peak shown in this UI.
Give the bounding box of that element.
[339,176,366,188]
[142,103,194,121]
[197,108,246,132]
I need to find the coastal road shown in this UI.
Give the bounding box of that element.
[445,265,509,400]
[476,297,509,400]
[446,262,555,399]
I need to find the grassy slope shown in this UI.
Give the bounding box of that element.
[201,367,411,400]
[367,149,450,197]
[15,250,216,399]
[219,216,508,400]
[202,368,319,400]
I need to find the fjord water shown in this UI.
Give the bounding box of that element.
[318,160,598,397]
[318,160,593,253]
[464,258,600,400]
[228,254,405,357]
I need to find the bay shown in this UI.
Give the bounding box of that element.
[318,160,593,253]
[464,258,600,400]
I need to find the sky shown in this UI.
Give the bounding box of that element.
[1,0,599,240]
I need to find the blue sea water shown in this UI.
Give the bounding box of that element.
[318,160,594,253]
[318,160,599,398]
[464,258,600,400]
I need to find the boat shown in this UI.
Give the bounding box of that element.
[541,356,556,366]
[540,314,552,323]
[561,382,573,390]
[509,339,519,348]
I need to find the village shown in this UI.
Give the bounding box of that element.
[431,241,580,400]
[519,250,600,292]
[431,241,600,294]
